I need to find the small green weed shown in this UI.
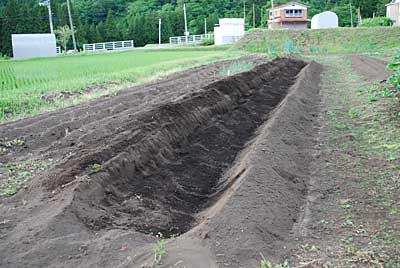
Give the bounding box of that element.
[0,160,52,196]
[367,93,379,102]
[260,253,289,268]
[348,108,361,119]
[90,163,102,173]
[0,138,25,148]
[152,237,167,267]
[340,199,353,209]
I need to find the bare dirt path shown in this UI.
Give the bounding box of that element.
[288,55,399,268]
[350,54,390,82]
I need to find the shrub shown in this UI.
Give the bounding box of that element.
[200,38,214,46]
[0,54,10,60]
[359,17,394,27]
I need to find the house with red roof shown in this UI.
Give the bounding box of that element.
[268,2,309,29]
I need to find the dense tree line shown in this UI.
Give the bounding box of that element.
[0,0,391,56]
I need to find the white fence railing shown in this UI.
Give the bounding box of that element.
[56,46,61,54]
[83,40,135,52]
[169,34,213,45]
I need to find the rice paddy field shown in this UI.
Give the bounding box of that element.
[0,47,234,122]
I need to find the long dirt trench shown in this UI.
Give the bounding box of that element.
[0,58,322,268]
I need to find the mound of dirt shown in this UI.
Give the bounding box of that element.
[0,57,322,268]
[350,55,391,82]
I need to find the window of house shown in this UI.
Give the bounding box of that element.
[285,9,303,17]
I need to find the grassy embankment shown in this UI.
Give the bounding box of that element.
[237,27,400,56]
[0,46,240,122]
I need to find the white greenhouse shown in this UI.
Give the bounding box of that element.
[12,34,57,60]
[214,18,245,46]
[311,11,339,29]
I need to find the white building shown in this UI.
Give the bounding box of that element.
[386,0,400,26]
[214,18,245,46]
[311,11,339,29]
[12,34,57,60]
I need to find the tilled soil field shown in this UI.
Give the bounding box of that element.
[0,56,322,268]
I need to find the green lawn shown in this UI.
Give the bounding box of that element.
[0,47,235,122]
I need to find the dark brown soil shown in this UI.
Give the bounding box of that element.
[0,56,323,268]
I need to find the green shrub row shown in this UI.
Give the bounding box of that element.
[359,17,394,27]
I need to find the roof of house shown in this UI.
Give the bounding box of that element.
[269,2,309,10]
[386,0,400,5]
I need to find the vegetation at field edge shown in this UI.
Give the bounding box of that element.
[386,50,400,101]
[289,55,400,268]
[237,27,400,55]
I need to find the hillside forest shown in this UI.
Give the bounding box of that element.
[0,0,392,56]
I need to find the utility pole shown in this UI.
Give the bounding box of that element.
[204,18,207,34]
[183,2,188,43]
[350,0,354,28]
[243,0,246,23]
[271,0,275,8]
[39,0,54,34]
[66,0,77,52]
[159,18,162,48]
[261,8,263,27]
[253,3,256,28]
